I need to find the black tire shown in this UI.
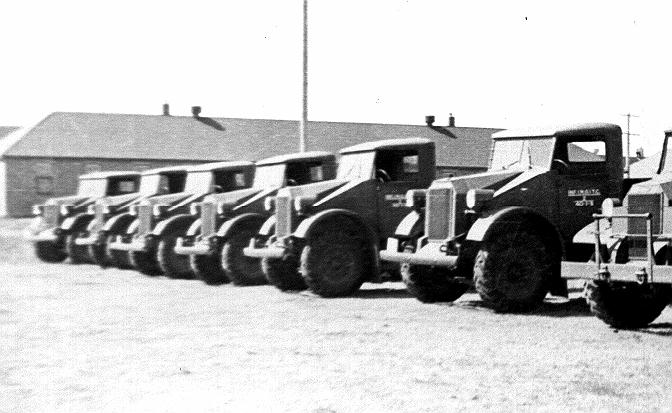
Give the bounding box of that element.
[65,231,90,264]
[33,241,67,263]
[299,222,367,297]
[130,249,162,276]
[222,224,267,286]
[262,237,305,291]
[473,228,552,312]
[105,235,133,269]
[401,246,468,303]
[157,231,194,279]
[192,244,229,285]
[88,240,109,267]
[585,281,672,329]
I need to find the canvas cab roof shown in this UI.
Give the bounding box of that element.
[256,151,334,166]
[493,123,621,140]
[339,137,433,154]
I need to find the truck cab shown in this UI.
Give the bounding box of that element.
[26,171,140,263]
[174,151,336,286]
[380,123,625,310]
[244,138,436,296]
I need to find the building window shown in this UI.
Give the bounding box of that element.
[35,176,54,195]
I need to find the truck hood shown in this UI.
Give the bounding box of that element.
[202,187,265,210]
[141,192,194,207]
[626,170,672,197]
[434,168,527,194]
[44,194,93,207]
[277,179,350,201]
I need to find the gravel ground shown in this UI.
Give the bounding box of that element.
[2,218,672,412]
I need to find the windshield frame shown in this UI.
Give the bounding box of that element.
[336,151,376,180]
[77,178,108,197]
[183,171,213,194]
[253,164,286,189]
[489,137,556,171]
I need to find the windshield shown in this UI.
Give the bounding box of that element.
[337,152,375,180]
[183,171,213,194]
[489,137,555,171]
[77,179,107,197]
[253,164,286,189]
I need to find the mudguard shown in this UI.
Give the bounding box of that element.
[294,209,381,282]
[393,210,423,239]
[60,213,94,233]
[186,219,202,237]
[152,214,195,236]
[126,219,140,235]
[258,215,277,237]
[102,213,136,234]
[217,213,266,240]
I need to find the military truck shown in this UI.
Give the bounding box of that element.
[74,165,189,268]
[244,138,436,296]
[109,161,254,278]
[380,123,641,312]
[174,152,336,285]
[26,171,140,263]
[562,129,672,328]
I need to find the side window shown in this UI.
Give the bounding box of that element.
[35,176,54,195]
[375,150,419,182]
[287,162,327,185]
[165,173,186,193]
[555,139,607,174]
[109,178,138,195]
[213,170,246,192]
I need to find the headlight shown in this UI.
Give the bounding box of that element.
[294,196,316,214]
[129,205,138,216]
[466,189,495,210]
[60,204,73,216]
[190,203,201,216]
[102,205,112,215]
[152,204,168,217]
[217,202,234,216]
[405,189,427,209]
[32,205,44,216]
[87,204,96,214]
[263,196,275,212]
[601,198,621,217]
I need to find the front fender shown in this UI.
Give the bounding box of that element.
[102,213,135,234]
[127,219,140,235]
[152,214,196,237]
[186,219,202,237]
[393,210,423,239]
[60,213,94,233]
[467,206,536,242]
[217,213,266,240]
[258,215,277,237]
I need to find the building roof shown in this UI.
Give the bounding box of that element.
[1,112,501,168]
[629,152,661,179]
[0,126,19,139]
[80,171,140,180]
[493,123,621,139]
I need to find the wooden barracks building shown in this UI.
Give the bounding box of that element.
[0,106,501,217]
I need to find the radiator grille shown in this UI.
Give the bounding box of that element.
[426,186,453,241]
[275,195,292,237]
[200,202,217,236]
[93,204,105,233]
[137,205,154,236]
[43,205,59,227]
[627,193,662,235]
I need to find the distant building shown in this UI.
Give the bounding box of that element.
[0,108,500,217]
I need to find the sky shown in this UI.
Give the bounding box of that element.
[0,0,670,156]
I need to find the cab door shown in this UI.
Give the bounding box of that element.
[375,150,422,239]
[554,138,611,238]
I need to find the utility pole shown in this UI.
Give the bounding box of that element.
[299,0,308,152]
[622,113,639,177]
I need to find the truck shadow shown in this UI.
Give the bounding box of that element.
[350,288,414,299]
[453,296,593,318]
[632,322,672,336]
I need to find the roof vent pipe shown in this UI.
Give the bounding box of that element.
[425,115,435,127]
[191,106,201,118]
[448,113,455,127]
[162,103,170,116]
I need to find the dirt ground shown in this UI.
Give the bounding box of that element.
[2,218,672,413]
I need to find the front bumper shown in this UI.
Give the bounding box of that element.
[108,234,154,252]
[174,236,214,256]
[379,238,459,267]
[25,228,60,243]
[562,261,672,284]
[243,238,286,260]
[74,231,104,246]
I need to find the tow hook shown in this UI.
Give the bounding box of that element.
[597,266,611,281]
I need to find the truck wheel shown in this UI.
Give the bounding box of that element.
[34,241,67,263]
[401,246,468,303]
[105,235,133,269]
[584,281,672,329]
[222,226,267,286]
[262,238,305,291]
[130,250,162,276]
[157,231,193,279]
[300,227,366,297]
[473,228,551,312]
[192,245,229,285]
[66,231,90,264]
[88,241,109,267]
